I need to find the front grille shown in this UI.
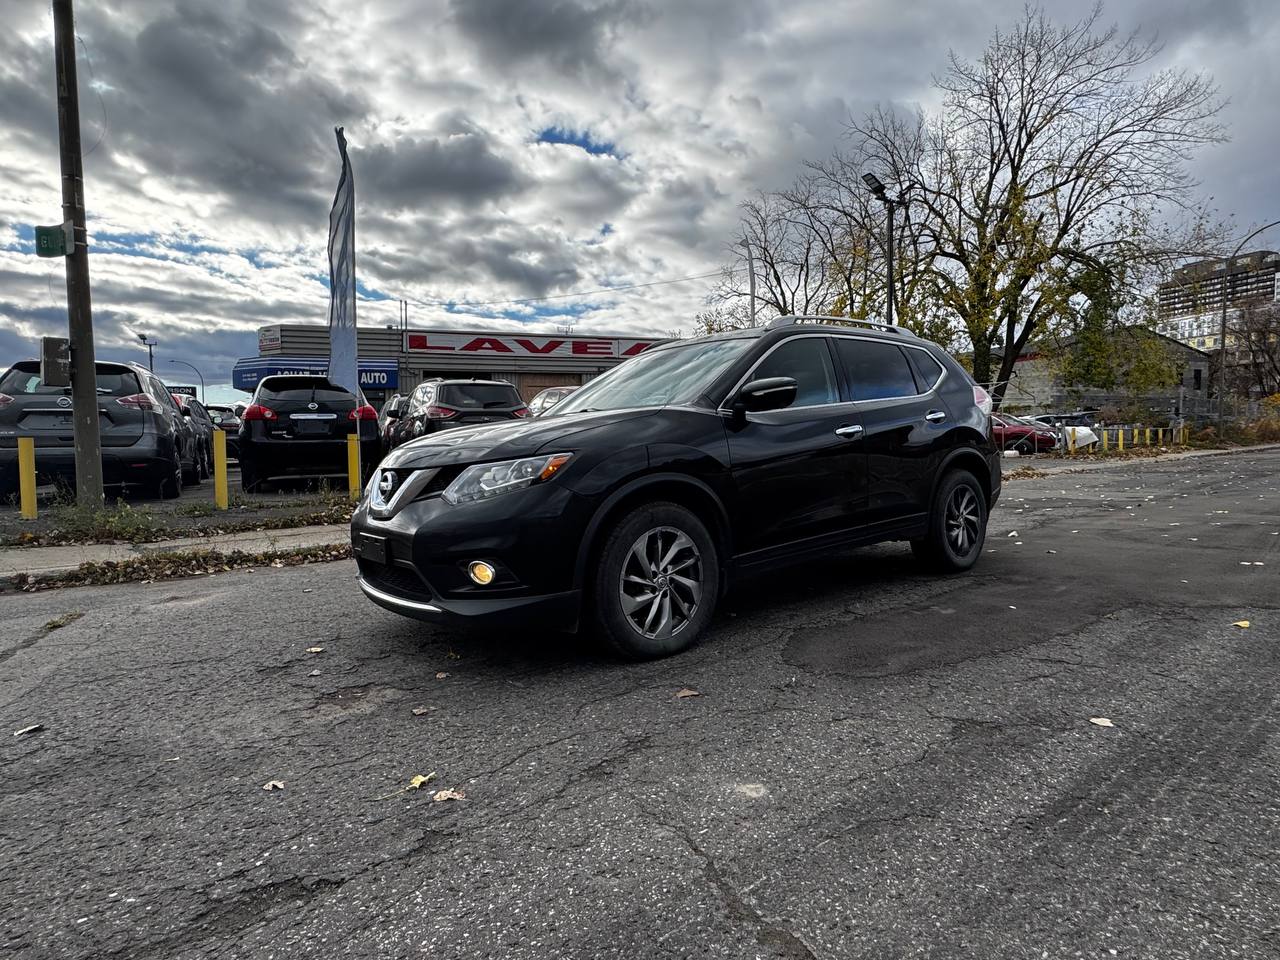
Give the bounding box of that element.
[421,466,463,498]
[358,558,432,601]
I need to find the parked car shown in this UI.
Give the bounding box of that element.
[0,359,200,499]
[237,374,380,492]
[173,394,214,481]
[992,412,1058,453]
[387,379,529,441]
[1030,410,1100,429]
[377,394,411,453]
[352,317,1001,659]
[205,404,242,459]
[528,385,578,417]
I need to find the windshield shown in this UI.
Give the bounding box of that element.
[553,338,753,415]
[0,362,140,396]
[438,383,521,409]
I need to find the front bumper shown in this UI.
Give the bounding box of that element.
[350,480,594,631]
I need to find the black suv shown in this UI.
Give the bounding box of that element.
[0,359,200,499]
[238,374,381,492]
[351,318,1000,658]
[386,379,528,446]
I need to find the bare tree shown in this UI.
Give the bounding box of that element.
[847,3,1225,402]
[1231,299,1280,398]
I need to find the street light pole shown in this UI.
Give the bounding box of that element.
[52,0,103,506]
[169,360,205,403]
[861,172,902,326]
[1215,218,1280,433]
[136,332,156,371]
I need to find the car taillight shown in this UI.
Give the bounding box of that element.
[115,393,157,410]
[0,393,13,407]
[425,406,457,419]
[972,384,993,417]
[349,404,378,421]
[513,407,530,418]
[242,404,278,421]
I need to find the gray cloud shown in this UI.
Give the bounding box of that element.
[449,0,642,78]
[357,129,528,212]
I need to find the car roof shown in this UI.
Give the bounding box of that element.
[430,379,517,387]
[655,316,931,353]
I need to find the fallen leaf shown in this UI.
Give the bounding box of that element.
[308,669,321,677]
[163,756,180,762]
[1007,531,1019,537]
[675,688,701,699]
[432,788,466,802]
[13,724,43,737]
[263,780,286,791]
[306,646,325,654]
[1089,717,1114,728]
[435,671,450,680]
[1233,620,1251,629]
[411,706,435,716]
[1046,549,1057,554]
[408,773,437,790]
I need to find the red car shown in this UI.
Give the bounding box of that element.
[992,413,1058,453]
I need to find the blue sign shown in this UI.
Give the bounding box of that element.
[231,356,399,391]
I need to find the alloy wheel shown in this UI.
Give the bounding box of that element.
[945,485,981,556]
[618,525,703,640]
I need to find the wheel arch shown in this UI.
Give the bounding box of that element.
[933,445,994,508]
[574,473,733,594]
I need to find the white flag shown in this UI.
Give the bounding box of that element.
[327,127,358,394]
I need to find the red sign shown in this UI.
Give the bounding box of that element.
[404,331,655,359]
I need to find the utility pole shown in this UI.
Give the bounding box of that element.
[741,239,757,326]
[53,0,103,506]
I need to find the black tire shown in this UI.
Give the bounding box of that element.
[182,444,201,486]
[157,457,182,500]
[911,469,987,571]
[591,501,720,660]
[240,460,259,494]
[199,443,211,480]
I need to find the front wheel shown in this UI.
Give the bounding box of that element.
[911,470,987,572]
[592,502,720,660]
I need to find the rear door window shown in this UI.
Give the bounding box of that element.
[438,383,522,409]
[258,378,354,404]
[834,339,920,402]
[748,338,838,407]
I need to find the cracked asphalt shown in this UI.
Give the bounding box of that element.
[2,449,1278,960]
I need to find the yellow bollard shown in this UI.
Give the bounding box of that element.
[347,433,361,499]
[1067,428,1076,454]
[213,429,228,510]
[1102,430,1109,452]
[17,436,37,520]
[1158,428,1164,445]
[1145,427,1151,446]
[1118,428,1124,452]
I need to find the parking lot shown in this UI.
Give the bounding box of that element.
[2,448,1278,959]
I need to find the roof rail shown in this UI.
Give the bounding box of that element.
[766,315,916,336]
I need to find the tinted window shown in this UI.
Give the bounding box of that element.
[905,348,945,391]
[438,383,521,409]
[835,340,919,401]
[0,362,140,396]
[750,338,838,407]
[258,377,354,404]
[555,338,753,415]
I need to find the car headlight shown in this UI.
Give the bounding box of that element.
[442,453,573,505]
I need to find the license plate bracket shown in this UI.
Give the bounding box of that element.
[356,533,387,564]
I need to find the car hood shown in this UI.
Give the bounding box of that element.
[380,408,658,468]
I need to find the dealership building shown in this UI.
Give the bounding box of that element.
[231,325,659,404]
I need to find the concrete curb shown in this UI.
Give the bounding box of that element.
[0,523,349,580]
[1010,442,1280,478]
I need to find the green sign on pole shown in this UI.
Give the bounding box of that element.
[35,222,74,258]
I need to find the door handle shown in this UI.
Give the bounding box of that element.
[924,409,947,423]
[834,424,864,439]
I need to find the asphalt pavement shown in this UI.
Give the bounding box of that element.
[2,449,1278,959]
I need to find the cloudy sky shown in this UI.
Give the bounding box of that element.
[1,0,1276,400]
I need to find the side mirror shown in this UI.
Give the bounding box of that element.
[739,377,797,412]
[385,406,401,420]
[732,377,798,425]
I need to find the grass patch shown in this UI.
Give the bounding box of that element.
[43,611,85,632]
[43,501,163,544]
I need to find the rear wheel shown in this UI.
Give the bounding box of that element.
[199,443,211,480]
[592,502,720,660]
[157,456,182,500]
[912,469,987,571]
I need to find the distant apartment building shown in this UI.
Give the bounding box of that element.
[1156,250,1280,350]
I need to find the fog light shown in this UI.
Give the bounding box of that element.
[468,561,496,585]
